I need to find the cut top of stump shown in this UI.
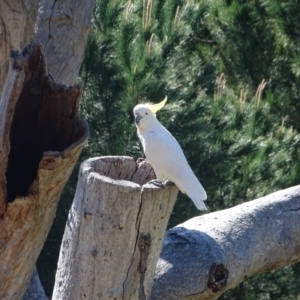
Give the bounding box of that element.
[82,156,157,187]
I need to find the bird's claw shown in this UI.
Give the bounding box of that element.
[149,180,165,188]
[163,179,174,187]
[148,179,174,188]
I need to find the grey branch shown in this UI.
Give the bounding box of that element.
[151,185,300,300]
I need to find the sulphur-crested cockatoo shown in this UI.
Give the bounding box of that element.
[133,98,207,210]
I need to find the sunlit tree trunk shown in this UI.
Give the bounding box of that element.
[0,0,94,299]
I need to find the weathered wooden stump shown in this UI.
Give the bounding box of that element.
[53,156,179,300]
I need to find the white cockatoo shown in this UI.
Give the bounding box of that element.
[133,98,207,210]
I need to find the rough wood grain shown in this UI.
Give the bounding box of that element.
[0,0,95,297]
[151,185,300,300]
[52,156,179,300]
[0,0,39,95]
[0,43,88,300]
[35,0,96,85]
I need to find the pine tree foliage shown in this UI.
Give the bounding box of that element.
[38,0,300,298]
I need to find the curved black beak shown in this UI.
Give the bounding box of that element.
[135,113,142,125]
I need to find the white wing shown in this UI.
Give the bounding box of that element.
[140,124,207,210]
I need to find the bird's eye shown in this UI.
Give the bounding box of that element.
[145,112,148,115]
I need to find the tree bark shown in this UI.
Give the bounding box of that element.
[0,42,88,300]
[52,156,179,300]
[151,185,300,300]
[0,0,39,96]
[0,0,94,298]
[35,0,95,85]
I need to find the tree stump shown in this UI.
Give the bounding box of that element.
[53,156,179,300]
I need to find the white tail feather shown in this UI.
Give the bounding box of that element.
[192,197,207,211]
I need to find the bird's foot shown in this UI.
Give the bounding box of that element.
[163,179,174,187]
[148,180,165,188]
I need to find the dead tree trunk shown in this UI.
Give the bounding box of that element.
[52,156,179,300]
[150,185,300,300]
[0,42,88,300]
[0,0,95,299]
[0,0,39,97]
[35,0,95,85]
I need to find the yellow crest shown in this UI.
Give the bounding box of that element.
[146,97,167,114]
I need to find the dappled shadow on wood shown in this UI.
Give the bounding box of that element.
[5,43,86,202]
[151,227,229,299]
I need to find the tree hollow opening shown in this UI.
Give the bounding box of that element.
[5,44,86,202]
